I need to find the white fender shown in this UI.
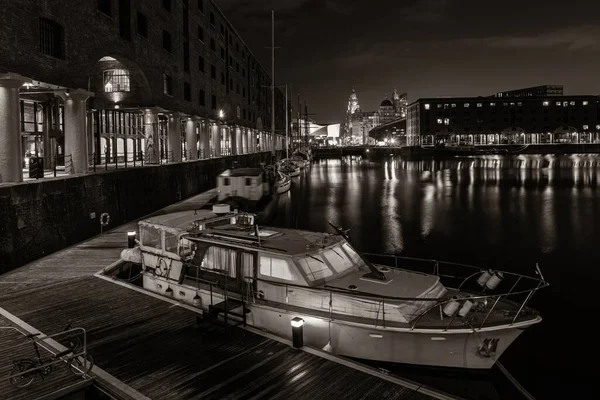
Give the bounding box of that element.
[120,247,142,264]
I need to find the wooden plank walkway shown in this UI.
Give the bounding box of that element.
[0,189,458,400]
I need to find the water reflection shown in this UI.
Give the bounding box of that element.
[273,154,600,399]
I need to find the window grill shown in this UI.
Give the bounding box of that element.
[103,69,130,92]
[39,18,64,59]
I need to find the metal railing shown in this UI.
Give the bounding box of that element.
[1,327,92,383]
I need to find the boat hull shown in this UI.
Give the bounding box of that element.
[142,275,533,370]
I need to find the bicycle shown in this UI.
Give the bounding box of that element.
[9,326,94,388]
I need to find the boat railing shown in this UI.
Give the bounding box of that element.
[361,253,549,330]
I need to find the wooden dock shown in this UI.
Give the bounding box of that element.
[0,190,458,400]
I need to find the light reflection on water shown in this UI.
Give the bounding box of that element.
[274,154,600,399]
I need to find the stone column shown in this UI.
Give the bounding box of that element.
[60,89,92,174]
[144,108,159,164]
[168,112,182,162]
[42,102,52,169]
[185,117,197,161]
[242,128,248,154]
[212,123,221,157]
[199,119,210,159]
[230,126,238,155]
[0,73,29,183]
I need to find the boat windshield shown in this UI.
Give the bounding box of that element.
[296,242,369,283]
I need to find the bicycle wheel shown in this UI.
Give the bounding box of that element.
[68,354,94,376]
[9,360,36,388]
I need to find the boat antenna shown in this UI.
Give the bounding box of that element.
[254,223,262,245]
[327,220,387,281]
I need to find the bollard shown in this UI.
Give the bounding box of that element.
[127,231,136,248]
[291,317,304,349]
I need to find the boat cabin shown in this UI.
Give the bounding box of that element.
[217,168,269,202]
[135,209,446,326]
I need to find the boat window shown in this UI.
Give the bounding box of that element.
[322,246,355,274]
[180,238,195,260]
[298,254,332,281]
[164,231,179,254]
[242,252,254,281]
[202,246,237,278]
[224,178,230,186]
[245,178,252,186]
[341,242,369,270]
[140,226,162,249]
[259,256,296,281]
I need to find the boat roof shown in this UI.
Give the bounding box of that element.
[200,225,345,256]
[140,210,218,231]
[219,168,263,177]
[139,210,344,256]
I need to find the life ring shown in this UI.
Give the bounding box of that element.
[100,213,110,226]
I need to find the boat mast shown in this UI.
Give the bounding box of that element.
[270,10,276,157]
[285,84,289,161]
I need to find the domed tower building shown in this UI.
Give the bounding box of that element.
[345,87,366,144]
[379,95,396,124]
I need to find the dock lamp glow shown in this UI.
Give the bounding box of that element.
[127,231,136,248]
[291,317,304,349]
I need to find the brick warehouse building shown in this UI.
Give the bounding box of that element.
[0,0,286,183]
[407,92,600,146]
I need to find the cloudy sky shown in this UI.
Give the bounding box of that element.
[216,0,600,123]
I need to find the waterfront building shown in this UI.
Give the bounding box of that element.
[344,87,406,145]
[0,0,286,183]
[495,85,563,98]
[407,93,600,146]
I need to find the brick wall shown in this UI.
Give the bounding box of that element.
[0,152,273,274]
[0,0,285,131]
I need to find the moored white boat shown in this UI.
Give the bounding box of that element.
[275,172,291,194]
[120,210,548,370]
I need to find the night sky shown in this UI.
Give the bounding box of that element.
[216,0,600,123]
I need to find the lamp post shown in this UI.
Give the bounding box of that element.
[127,231,136,248]
[291,317,304,348]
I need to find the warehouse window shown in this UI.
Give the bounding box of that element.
[39,18,65,59]
[163,74,173,96]
[103,69,130,92]
[137,12,147,37]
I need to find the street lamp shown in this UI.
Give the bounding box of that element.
[218,109,225,120]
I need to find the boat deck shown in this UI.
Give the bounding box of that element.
[0,190,456,400]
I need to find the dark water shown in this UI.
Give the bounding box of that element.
[273,154,600,400]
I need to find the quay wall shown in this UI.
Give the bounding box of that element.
[0,153,273,274]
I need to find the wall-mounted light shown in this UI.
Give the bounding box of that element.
[219,109,225,119]
[114,104,120,109]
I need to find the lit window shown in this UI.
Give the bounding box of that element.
[477,103,483,108]
[424,104,430,110]
[437,118,443,124]
[444,118,450,125]
[104,69,130,92]
[437,104,442,109]
[203,246,237,278]
[490,102,496,107]
[584,125,589,130]
[517,102,522,106]
[596,125,600,130]
[259,256,296,281]
[451,104,456,108]
[583,101,589,106]
[556,102,561,106]
[543,101,549,106]
[570,101,575,106]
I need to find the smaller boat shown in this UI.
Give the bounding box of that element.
[275,172,291,194]
[279,161,300,177]
[210,167,278,224]
[290,155,306,169]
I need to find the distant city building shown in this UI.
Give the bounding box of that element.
[407,94,600,146]
[495,85,564,98]
[344,87,406,145]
